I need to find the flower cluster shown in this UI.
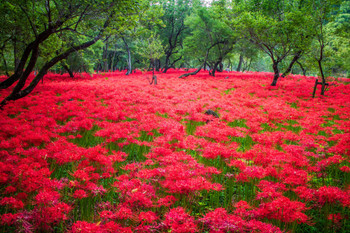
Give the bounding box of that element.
[1,69,349,232]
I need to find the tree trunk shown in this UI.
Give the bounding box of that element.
[282,51,302,78]
[271,61,280,86]
[163,51,172,73]
[0,22,64,89]
[210,58,223,77]
[296,61,306,76]
[103,42,109,72]
[13,38,20,72]
[218,62,223,72]
[237,54,243,72]
[0,37,100,108]
[111,49,117,72]
[62,64,74,78]
[1,53,10,77]
[122,37,132,75]
[155,59,160,72]
[179,50,210,79]
[318,59,326,95]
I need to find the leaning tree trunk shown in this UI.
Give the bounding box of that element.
[271,61,280,86]
[122,37,132,75]
[179,50,210,79]
[296,61,306,76]
[0,37,100,108]
[281,51,302,78]
[62,64,74,78]
[317,41,326,95]
[0,22,64,89]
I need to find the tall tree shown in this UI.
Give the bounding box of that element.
[232,0,314,86]
[157,0,192,73]
[180,1,236,77]
[309,0,342,94]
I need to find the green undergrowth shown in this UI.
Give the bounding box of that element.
[229,135,255,152]
[183,149,257,214]
[224,87,235,94]
[185,119,205,135]
[65,125,105,147]
[227,119,249,129]
[261,120,303,134]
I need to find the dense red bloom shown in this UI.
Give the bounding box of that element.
[256,197,309,223]
[0,197,24,209]
[138,211,158,223]
[73,189,88,199]
[1,213,19,225]
[71,221,102,233]
[1,70,349,232]
[327,213,344,224]
[164,207,198,233]
[316,186,350,207]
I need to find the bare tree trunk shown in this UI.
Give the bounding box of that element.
[13,38,20,71]
[282,51,302,78]
[1,53,10,77]
[163,51,172,73]
[1,37,100,108]
[296,61,306,76]
[122,37,132,75]
[62,64,74,78]
[179,50,210,79]
[318,59,326,95]
[210,59,222,77]
[103,42,109,72]
[237,54,243,72]
[271,61,280,86]
[111,49,117,71]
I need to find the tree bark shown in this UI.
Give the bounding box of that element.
[179,49,210,79]
[163,51,172,73]
[271,61,280,86]
[318,59,326,95]
[210,59,223,77]
[237,54,243,72]
[1,53,10,77]
[103,41,109,72]
[282,51,302,78]
[122,37,132,75]
[296,61,306,76]
[62,64,74,78]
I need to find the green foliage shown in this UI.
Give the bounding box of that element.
[182,3,236,68]
[136,33,165,69]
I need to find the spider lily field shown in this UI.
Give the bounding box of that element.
[0,70,349,232]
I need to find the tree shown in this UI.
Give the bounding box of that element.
[232,0,315,86]
[156,0,193,73]
[308,0,342,95]
[180,1,236,78]
[0,0,141,107]
[136,33,164,83]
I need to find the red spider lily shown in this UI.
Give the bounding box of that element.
[1,70,349,232]
[164,207,198,233]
